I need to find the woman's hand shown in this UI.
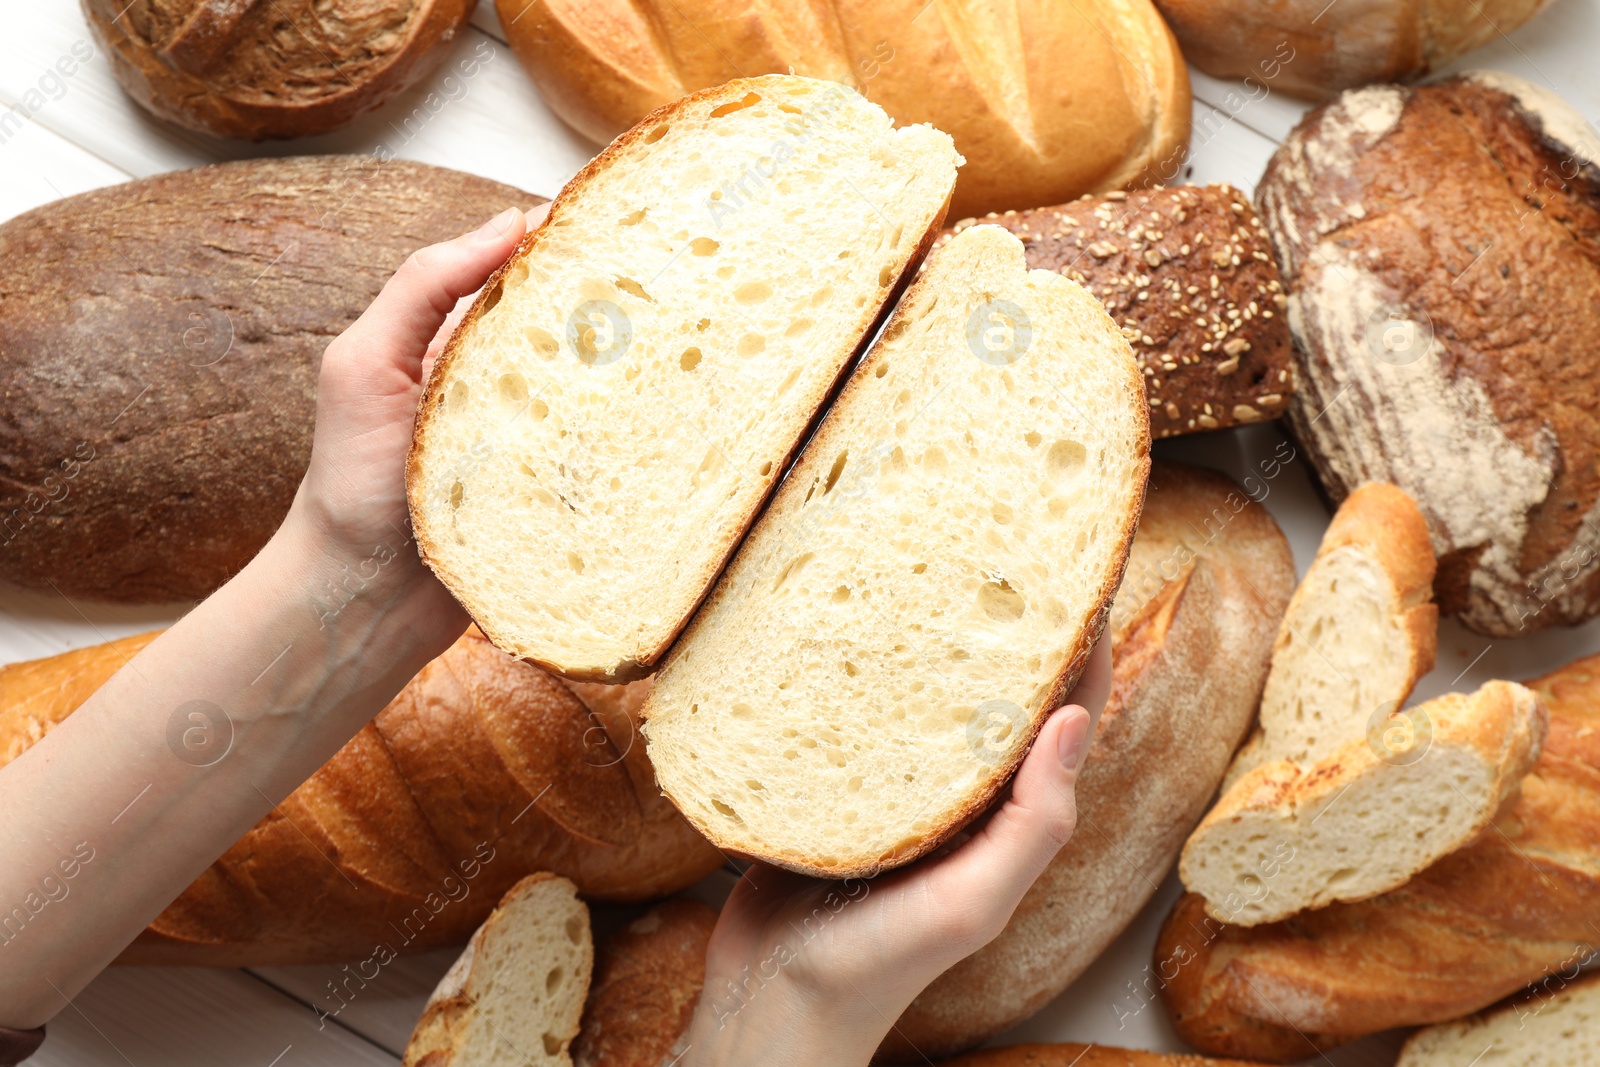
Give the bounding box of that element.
[682,637,1114,1066]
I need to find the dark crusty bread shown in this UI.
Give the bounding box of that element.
[0,157,538,604]
[0,629,719,966]
[1153,0,1551,99]
[574,900,716,1067]
[1259,74,1600,636]
[83,0,475,139]
[940,1043,1267,1066]
[942,186,1293,438]
[878,461,1294,1059]
[1155,650,1600,1063]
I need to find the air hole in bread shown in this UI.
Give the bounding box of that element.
[786,317,814,337]
[680,347,702,371]
[542,1033,563,1055]
[504,260,529,289]
[696,317,711,331]
[709,92,762,119]
[717,265,736,280]
[731,703,755,719]
[449,481,464,508]
[620,208,647,225]
[567,551,584,574]
[992,502,1014,525]
[446,380,469,413]
[779,103,803,114]
[643,123,670,143]
[1046,439,1087,480]
[735,281,773,304]
[811,286,833,306]
[875,362,890,378]
[1024,430,1042,447]
[823,451,849,493]
[481,282,503,315]
[615,276,652,302]
[530,398,549,420]
[738,333,766,357]
[711,798,741,820]
[690,237,718,256]
[758,460,773,476]
[832,585,852,602]
[545,966,565,994]
[497,373,528,412]
[879,264,895,287]
[521,325,559,361]
[978,578,1025,622]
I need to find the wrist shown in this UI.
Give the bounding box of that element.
[685,966,891,1067]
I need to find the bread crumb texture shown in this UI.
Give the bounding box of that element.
[642,224,1149,876]
[409,75,959,680]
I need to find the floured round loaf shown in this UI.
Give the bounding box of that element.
[641,224,1149,878]
[408,74,960,681]
[1259,73,1600,636]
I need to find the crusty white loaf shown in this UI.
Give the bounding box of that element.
[409,74,959,682]
[641,222,1149,878]
[880,461,1295,1060]
[404,874,593,1067]
[1398,971,1600,1067]
[1259,74,1600,636]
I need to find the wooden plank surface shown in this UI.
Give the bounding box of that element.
[4,1,1599,1064]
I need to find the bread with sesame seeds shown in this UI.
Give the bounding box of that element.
[940,185,1294,438]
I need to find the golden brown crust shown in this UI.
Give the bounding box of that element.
[1263,76,1600,635]
[940,1042,1268,1066]
[879,462,1295,1059]
[0,157,540,604]
[83,0,475,139]
[1156,651,1600,1062]
[940,185,1294,438]
[493,0,1190,218]
[0,631,720,966]
[406,76,953,683]
[574,899,717,1067]
[1153,0,1551,99]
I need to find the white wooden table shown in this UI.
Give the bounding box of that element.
[4,2,1598,1063]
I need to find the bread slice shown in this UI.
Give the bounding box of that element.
[403,874,593,1067]
[408,74,959,682]
[640,224,1151,877]
[1223,482,1437,790]
[1398,971,1600,1067]
[1181,680,1548,925]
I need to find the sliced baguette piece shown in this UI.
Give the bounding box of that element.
[640,223,1150,877]
[1397,970,1600,1067]
[408,74,960,682]
[403,874,593,1067]
[1181,680,1549,926]
[1223,482,1437,791]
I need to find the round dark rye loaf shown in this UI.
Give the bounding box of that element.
[878,461,1295,1060]
[0,157,539,604]
[1258,73,1600,636]
[82,0,475,139]
[940,185,1294,439]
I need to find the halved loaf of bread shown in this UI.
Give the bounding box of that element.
[1181,680,1548,926]
[403,874,593,1067]
[640,224,1150,877]
[1223,481,1437,790]
[1398,971,1600,1067]
[408,74,960,681]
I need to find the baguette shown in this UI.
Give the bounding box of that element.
[494,0,1190,218]
[404,874,593,1067]
[881,461,1294,1058]
[940,185,1293,439]
[574,900,717,1067]
[940,1044,1266,1066]
[1397,970,1600,1067]
[1182,681,1548,926]
[83,0,475,138]
[641,223,1149,878]
[0,157,538,604]
[1259,74,1600,636]
[408,74,959,682]
[0,630,720,966]
[1155,652,1600,1062]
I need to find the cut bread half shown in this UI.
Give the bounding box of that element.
[408,74,961,681]
[1398,970,1600,1067]
[1223,482,1437,791]
[640,224,1151,878]
[1181,680,1548,926]
[403,874,593,1067]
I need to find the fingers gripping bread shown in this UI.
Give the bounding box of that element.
[404,874,594,1067]
[1156,653,1600,1062]
[641,224,1149,877]
[408,74,960,682]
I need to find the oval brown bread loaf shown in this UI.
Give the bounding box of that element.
[0,630,721,966]
[574,900,717,1067]
[940,1043,1268,1066]
[940,185,1294,438]
[492,0,1190,219]
[0,157,539,604]
[1152,0,1552,99]
[1154,650,1600,1063]
[83,0,477,139]
[1258,74,1600,636]
[877,460,1295,1060]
